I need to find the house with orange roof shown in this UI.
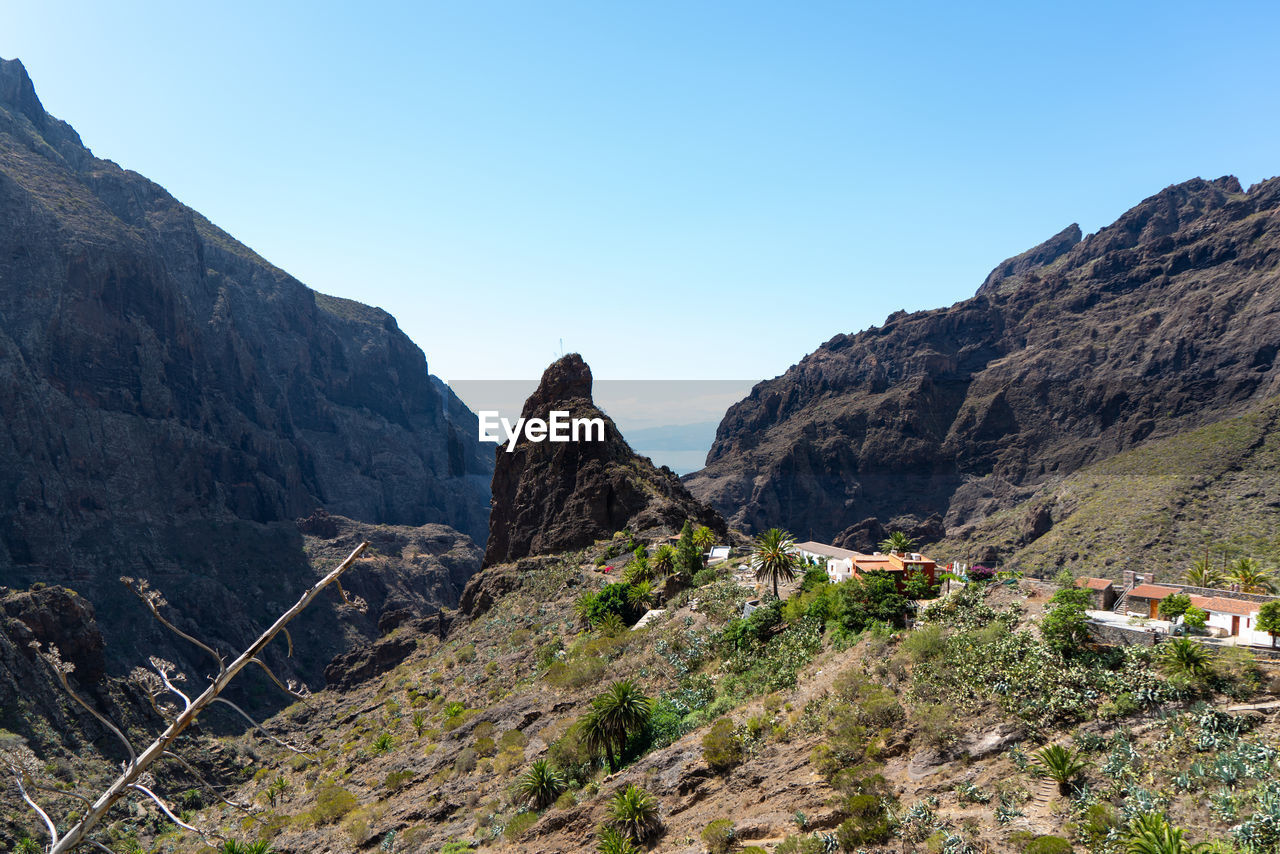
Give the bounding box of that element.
[796,541,937,590]
[1123,583,1182,619]
[1186,594,1274,646]
[1074,576,1117,610]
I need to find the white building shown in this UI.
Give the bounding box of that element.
[794,541,860,582]
[1188,594,1275,647]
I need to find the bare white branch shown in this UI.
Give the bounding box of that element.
[248,655,310,701]
[31,642,138,768]
[129,782,210,841]
[121,576,226,678]
[50,542,368,853]
[11,769,59,846]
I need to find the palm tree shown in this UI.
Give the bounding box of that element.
[1034,744,1088,796]
[608,784,661,842]
[692,525,716,564]
[1124,812,1212,854]
[879,531,916,555]
[1159,637,1213,679]
[1183,557,1223,589]
[750,528,799,599]
[651,545,676,577]
[627,580,656,611]
[515,758,566,808]
[622,556,652,585]
[581,680,652,770]
[1225,557,1277,594]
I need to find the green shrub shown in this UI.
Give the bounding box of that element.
[475,736,496,756]
[383,769,413,791]
[310,784,357,824]
[548,724,593,784]
[1159,593,1192,621]
[504,811,539,840]
[1024,835,1073,854]
[371,732,393,753]
[702,718,744,772]
[454,747,478,776]
[546,656,607,689]
[836,792,893,846]
[1183,606,1208,631]
[902,622,947,663]
[701,818,737,854]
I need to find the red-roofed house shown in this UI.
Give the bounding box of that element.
[798,541,937,590]
[1124,584,1182,619]
[1187,594,1273,645]
[1074,577,1117,610]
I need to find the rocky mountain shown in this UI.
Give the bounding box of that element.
[0,58,491,680]
[685,175,1280,562]
[484,354,725,566]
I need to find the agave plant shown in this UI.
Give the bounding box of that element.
[608,784,661,842]
[1035,744,1089,795]
[515,758,566,809]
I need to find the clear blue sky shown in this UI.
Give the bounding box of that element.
[7,2,1280,383]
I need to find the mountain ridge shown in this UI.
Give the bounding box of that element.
[0,57,492,686]
[685,173,1280,559]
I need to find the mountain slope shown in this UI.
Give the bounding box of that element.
[685,175,1280,547]
[0,58,491,679]
[940,393,1280,573]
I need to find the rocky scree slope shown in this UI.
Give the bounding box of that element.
[483,354,725,566]
[0,58,491,679]
[686,175,1280,551]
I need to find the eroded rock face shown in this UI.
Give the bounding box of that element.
[686,175,1280,541]
[484,355,725,566]
[0,59,491,677]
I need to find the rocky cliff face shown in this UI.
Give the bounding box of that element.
[686,175,1280,545]
[0,58,491,680]
[484,355,725,566]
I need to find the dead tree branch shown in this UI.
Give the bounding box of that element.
[6,541,367,853]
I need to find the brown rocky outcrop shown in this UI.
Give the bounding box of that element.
[0,58,490,681]
[484,355,725,566]
[686,175,1280,542]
